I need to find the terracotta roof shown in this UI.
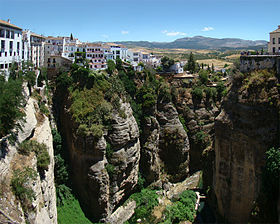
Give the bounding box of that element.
[0,19,22,30]
[86,43,102,47]
[31,32,45,39]
[270,26,280,33]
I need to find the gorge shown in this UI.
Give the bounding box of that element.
[0,57,279,223]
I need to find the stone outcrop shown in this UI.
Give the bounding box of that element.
[213,72,280,223]
[61,99,140,221]
[0,86,57,224]
[141,102,190,184]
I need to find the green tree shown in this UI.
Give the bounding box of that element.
[198,70,209,85]
[185,52,196,73]
[161,56,174,71]
[106,59,116,75]
[0,77,25,137]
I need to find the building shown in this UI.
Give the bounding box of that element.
[22,30,45,68]
[110,44,128,60]
[0,19,22,73]
[268,25,280,54]
[170,62,184,74]
[86,43,107,70]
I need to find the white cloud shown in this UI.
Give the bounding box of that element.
[202,27,214,32]
[121,30,129,35]
[162,30,186,36]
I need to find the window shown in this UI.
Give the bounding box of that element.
[17,42,20,52]
[273,38,275,44]
[0,29,4,37]
[53,58,56,63]
[11,31,14,39]
[273,47,276,53]
[1,40,5,51]
[279,38,280,44]
[5,64,8,68]
[6,30,10,38]
[5,52,7,57]
[0,64,3,69]
[9,41,13,51]
[48,58,51,63]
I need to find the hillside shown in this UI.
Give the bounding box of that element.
[117,36,267,50]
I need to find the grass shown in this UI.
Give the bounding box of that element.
[57,197,92,224]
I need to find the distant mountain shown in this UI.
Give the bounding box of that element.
[116,36,267,50]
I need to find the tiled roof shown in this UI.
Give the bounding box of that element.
[0,19,22,30]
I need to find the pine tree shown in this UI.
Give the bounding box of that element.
[70,33,73,41]
[187,52,196,73]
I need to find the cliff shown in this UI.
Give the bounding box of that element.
[141,102,190,184]
[0,85,57,224]
[61,97,140,221]
[214,70,280,222]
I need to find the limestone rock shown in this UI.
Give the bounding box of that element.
[214,75,280,223]
[61,98,141,221]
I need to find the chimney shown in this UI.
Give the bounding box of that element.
[7,19,10,23]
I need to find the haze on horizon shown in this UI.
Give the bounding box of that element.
[1,0,278,43]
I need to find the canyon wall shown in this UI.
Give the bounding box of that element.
[0,86,57,224]
[214,71,280,222]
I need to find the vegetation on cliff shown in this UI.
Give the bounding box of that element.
[0,62,37,138]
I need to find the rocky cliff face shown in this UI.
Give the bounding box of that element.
[171,80,221,189]
[0,86,57,224]
[214,71,280,223]
[61,99,140,221]
[141,102,190,184]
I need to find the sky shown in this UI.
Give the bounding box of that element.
[0,0,279,43]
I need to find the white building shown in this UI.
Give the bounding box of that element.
[0,19,22,72]
[22,30,45,68]
[170,62,184,74]
[110,44,128,60]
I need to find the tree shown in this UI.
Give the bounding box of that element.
[198,70,209,85]
[70,33,73,41]
[185,52,196,73]
[211,63,215,73]
[106,60,116,75]
[0,77,25,137]
[161,56,174,71]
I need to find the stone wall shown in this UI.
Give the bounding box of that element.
[240,55,280,75]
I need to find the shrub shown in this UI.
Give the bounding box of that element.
[11,167,37,211]
[179,115,188,133]
[198,70,209,85]
[105,164,115,179]
[127,189,159,223]
[37,148,50,172]
[191,86,203,101]
[18,140,50,174]
[163,190,196,223]
[194,130,209,148]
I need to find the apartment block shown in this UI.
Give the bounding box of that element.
[22,30,45,68]
[0,19,22,72]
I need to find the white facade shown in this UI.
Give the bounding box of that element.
[0,19,22,72]
[170,62,184,74]
[22,30,45,68]
[110,44,128,60]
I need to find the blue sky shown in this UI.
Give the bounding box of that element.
[0,0,279,42]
